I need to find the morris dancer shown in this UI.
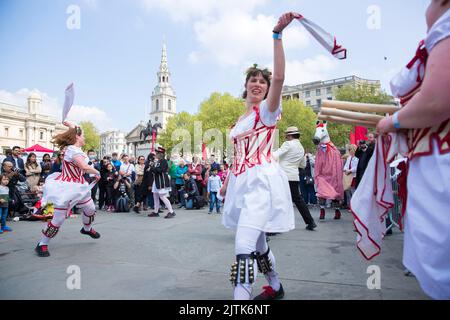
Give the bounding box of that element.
[220,12,298,300]
[376,0,450,299]
[35,121,101,257]
[313,121,344,220]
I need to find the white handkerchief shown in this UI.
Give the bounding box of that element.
[62,83,74,122]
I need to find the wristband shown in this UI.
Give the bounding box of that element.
[273,32,282,40]
[392,112,401,129]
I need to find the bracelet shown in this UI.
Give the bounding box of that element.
[392,112,401,129]
[273,32,282,40]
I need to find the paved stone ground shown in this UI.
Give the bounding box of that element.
[0,206,428,300]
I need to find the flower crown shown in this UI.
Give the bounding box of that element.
[75,126,82,136]
[245,63,272,79]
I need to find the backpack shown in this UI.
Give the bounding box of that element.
[115,195,130,212]
[194,196,206,209]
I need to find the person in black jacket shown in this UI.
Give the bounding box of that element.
[182,172,201,210]
[142,152,156,212]
[3,146,25,176]
[98,158,111,210]
[355,133,376,188]
[147,147,175,219]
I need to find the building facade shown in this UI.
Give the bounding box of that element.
[0,90,66,155]
[282,75,381,112]
[99,130,127,159]
[150,42,177,130]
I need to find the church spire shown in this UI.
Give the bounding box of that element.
[158,40,170,85]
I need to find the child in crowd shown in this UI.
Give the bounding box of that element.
[0,174,12,234]
[207,169,222,214]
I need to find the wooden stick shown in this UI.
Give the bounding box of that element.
[321,107,385,123]
[318,113,378,128]
[322,100,400,114]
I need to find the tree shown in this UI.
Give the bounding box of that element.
[158,111,196,156]
[196,92,245,136]
[325,84,394,147]
[79,121,100,152]
[334,84,393,105]
[278,99,317,152]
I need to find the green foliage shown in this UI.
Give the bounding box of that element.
[197,92,245,136]
[322,84,395,147]
[79,121,100,152]
[334,84,393,105]
[158,111,196,155]
[278,99,317,152]
[159,86,393,154]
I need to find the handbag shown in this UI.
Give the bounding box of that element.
[343,172,353,191]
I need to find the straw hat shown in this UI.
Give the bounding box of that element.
[285,126,300,135]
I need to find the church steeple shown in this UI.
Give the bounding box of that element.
[150,41,177,130]
[158,42,170,85]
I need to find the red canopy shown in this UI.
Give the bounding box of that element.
[23,144,54,153]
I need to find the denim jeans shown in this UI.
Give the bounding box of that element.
[178,188,186,207]
[0,207,8,227]
[209,192,221,212]
[185,198,194,210]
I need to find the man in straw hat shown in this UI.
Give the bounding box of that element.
[273,126,317,231]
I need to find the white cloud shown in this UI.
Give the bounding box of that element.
[284,55,339,85]
[140,0,267,23]
[66,105,114,132]
[0,88,113,133]
[140,0,310,68]
[191,12,310,68]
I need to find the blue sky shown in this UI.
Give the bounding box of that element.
[0,0,430,133]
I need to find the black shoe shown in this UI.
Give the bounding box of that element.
[133,206,140,214]
[254,284,285,300]
[35,243,50,257]
[80,228,101,239]
[164,212,176,219]
[306,222,317,231]
[148,212,160,217]
[158,209,163,213]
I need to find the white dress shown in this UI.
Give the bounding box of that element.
[222,100,295,233]
[390,9,450,299]
[42,145,92,210]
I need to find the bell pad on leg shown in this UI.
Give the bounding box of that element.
[230,254,256,286]
[42,221,60,238]
[255,248,273,274]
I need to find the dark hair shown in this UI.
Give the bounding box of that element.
[242,64,272,99]
[42,153,51,161]
[1,173,10,182]
[290,134,301,139]
[87,149,95,154]
[26,152,38,168]
[12,146,21,151]
[184,172,191,177]
[5,149,12,157]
